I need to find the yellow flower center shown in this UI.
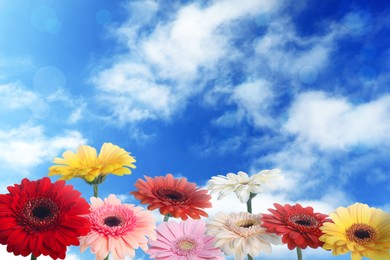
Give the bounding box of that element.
[346,223,378,244]
[179,239,196,250]
[236,219,257,228]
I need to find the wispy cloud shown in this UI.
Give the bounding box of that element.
[92,0,281,125]
[0,82,87,124]
[0,124,86,177]
[0,83,40,110]
[285,91,390,150]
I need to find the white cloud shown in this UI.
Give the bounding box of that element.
[285,91,390,150]
[94,62,177,123]
[232,79,276,128]
[253,17,342,78]
[205,7,347,131]
[0,124,86,176]
[93,0,280,124]
[0,83,39,110]
[142,0,279,79]
[0,82,86,123]
[67,105,85,124]
[246,91,390,204]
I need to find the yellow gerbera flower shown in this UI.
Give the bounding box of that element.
[48,143,136,182]
[319,203,390,260]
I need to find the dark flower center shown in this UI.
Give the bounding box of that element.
[288,214,319,229]
[32,205,52,219]
[355,230,370,239]
[295,219,312,226]
[104,216,122,227]
[155,188,187,203]
[346,223,377,244]
[21,197,60,231]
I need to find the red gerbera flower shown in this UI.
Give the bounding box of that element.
[130,174,212,220]
[0,177,91,259]
[261,203,328,250]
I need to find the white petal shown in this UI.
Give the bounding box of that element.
[235,185,250,203]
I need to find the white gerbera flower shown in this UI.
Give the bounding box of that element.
[206,212,281,260]
[207,169,282,203]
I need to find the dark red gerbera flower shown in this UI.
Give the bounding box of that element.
[0,177,91,259]
[130,173,212,220]
[261,203,328,250]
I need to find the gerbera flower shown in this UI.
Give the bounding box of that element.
[206,212,281,260]
[320,203,390,260]
[207,169,282,203]
[261,203,328,250]
[48,142,136,183]
[79,194,156,260]
[131,174,212,220]
[148,219,224,259]
[0,177,90,259]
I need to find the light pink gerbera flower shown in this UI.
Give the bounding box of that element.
[206,212,281,260]
[80,194,156,260]
[148,219,224,259]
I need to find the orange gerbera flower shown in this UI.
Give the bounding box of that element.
[131,174,212,220]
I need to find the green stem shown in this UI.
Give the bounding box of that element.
[93,184,98,198]
[163,214,170,222]
[296,247,302,260]
[246,192,256,214]
[31,254,37,260]
[246,193,256,260]
[103,256,109,260]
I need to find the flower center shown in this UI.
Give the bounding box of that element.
[172,236,202,256]
[236,219,257,228]
[32,205,52,219]
[155,188,187,203]
[21,197,60,231]
[289,214,319,229]
[90,204,139,237]
[104,216,122,227]
[179,239,196,250]
[346,223,377,244]
[227,214,264,238]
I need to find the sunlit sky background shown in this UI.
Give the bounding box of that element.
[0,0,389,259]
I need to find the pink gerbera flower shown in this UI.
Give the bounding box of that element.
[79,194,156,260]
[148,219,224,259]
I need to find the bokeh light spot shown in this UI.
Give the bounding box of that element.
[299,66,318,85]
[96,9,112,25]
[30,5,61,34]
[33,66,66,96]
[46,18,61,34]
[358,66,377,84]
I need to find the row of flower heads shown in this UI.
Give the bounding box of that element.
[0,143,389,260]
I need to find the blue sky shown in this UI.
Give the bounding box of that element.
[0,0,389,259]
